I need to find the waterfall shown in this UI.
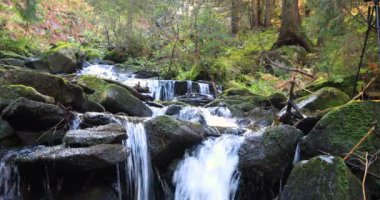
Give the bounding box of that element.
[69,112,82,130]
[187,81,193,94]
[177,107,238,128]
[124,121,154,200]
[292,142,301,165]
[173,135,244,200]
[0,150,25,200]
[198,83,211,95]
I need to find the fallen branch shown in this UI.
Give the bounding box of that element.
[362,152,369,200]
[265,55,315,78]
[344,126,376,161]
[351,76,378,101]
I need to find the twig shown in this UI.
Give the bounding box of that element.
[344,126,376,161]
[362,152,369,200]
[351,76,378,101]
[265,55,315,78]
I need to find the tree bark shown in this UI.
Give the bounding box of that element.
[273,0,311,51]
[126,0,134,44]
[250,0,260,28]
[231,0,241,34]
[264,0,273,27]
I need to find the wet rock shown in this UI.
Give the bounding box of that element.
[64,124,127,147]
[99,84,152,117]
[224,88,254,96]
[177,93,214,106]
[15,129,66,145]
[81,112,115,128]
[301,100,380,197]
[237,125,303,200]
[165,105,183,116]
[144,116,210,168]
[39,45,81,74]
[0,68,95,112]
[280,156,364,200]
[280,87,350,117]
[61,183,119,200]
[0,51,26,60]
[0,58,25,67]
[1,98,69,132]
[0,119,14,140]
[0,84,54,111]
[16,144,128,171]
[174,81,192,96]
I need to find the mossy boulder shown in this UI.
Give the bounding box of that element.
[42,45,81,74]
[280,156,364,200]
[0,58,25,67]
[296,75,357,98]
[237,125,303,200]
[0,68,96,112]
[78,75,109,102]
[104,49,129,63]
[280,87,350,117]
[224,88,254,96]
[0,85,54,111]
[144,116,212,169]
[99,84,152,117]
[301,100,380,197]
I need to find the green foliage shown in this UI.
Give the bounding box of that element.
[0,32,39,55]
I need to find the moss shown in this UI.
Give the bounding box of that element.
[149,115,181,134]
[281,156,362,200]
[224,88,254,96]
[0,50,26,60]
[78,75,109,102]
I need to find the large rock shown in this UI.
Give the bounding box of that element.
[26,45,82,74]
[81,112,115,128]
[99,84,152,117]
[237,125,303,200]
[280,156,364,200]
[0,51,26,60]
[279,87,350,117]
[64,124,127,147]
[0,68,99,112]
[1,98,68,131]
[0,85,54,111]
[301,100,380,197]
[16,144,128,171]
[144,116,210,168]
[0,119,14,140]
[224,88,254,96]
[15,129,66,145]
[0,58,25,67]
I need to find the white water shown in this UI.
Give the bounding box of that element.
[124,121,154,200]
[292,142,301,165]
[69,112,82,130]
[173,135,244,200]
[0,150,24,200]
[178,107,238,128]
[198,83,210,95]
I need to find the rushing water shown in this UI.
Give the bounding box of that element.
[173,134,244,200]
[0,150,24,200]
[198,83,210,95]
[123,121,154,200]
[178,106,238,128]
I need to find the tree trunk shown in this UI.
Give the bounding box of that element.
[264,0,273,27]
[126,0,134,44]
[273,0,311,51]
[231,0,240,34]
[257,0,262,26]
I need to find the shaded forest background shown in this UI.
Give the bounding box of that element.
[0,0,378,95]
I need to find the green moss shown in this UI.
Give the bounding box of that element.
[224,88,253,96]
[78,75,109,102]
[0,50,26,60]
[150,115,181,133]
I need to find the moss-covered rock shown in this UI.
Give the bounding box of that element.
[0,51,26,60]
[301,100,380,197]
[104,49,129,63]
[280,156,364,200]
[144,115,212,169]
[42,45,80,74]
[0,68,93,111]
[99,84,152,117]
[224,88,254,96]
[280,87,350,117]
[237,125,303,200]
[0,85,55,111]
[0,58,25,67]
[296,75,357,98]
[78,75,109,102]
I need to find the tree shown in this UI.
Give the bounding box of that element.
[273,0,311,51]
[17,0,39,36]
[264,0,273,27]
[231,0,241,34]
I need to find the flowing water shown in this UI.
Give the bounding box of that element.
[0,150,25,200]
[173,135,244,200]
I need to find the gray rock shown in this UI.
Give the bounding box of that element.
[64,124,127,147]
[0,119,14,140]
[16,144,128,171]
[81,112,115,128]
[1,98,69,132]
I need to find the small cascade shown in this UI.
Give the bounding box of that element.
[187,81,193,94]
[178,107,238,128]
[173,135,244,200]
[124,121,154,200]
[69,112,82,130]
[0,150,25,200]
[198,83,211,95]
[293,142,301,165]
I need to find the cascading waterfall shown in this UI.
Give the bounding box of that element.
[177,107,238,128]
[123,121,154,200]
[198,83,211,95]
[173,134,244,200]
[0,150,26,200]
[293,142,301,165]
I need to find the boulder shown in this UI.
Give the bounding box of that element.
[177,93,214,106]
[15,129,66,145]
[64,124,127,147]
[81,112,115,128]
[0,68,95,112]
[174,81,193,96]
[280,87,350,117]
[1,98,69,132]
[40,45,81,74]
[224,88,254,96]
[99,84,152,117]
[301,100,380,197]
[16,144,128,171]
[0,51,26,60]
[0,58,25,67]
[144,116,210,168]
[280,156,364,200]
[237,125,303,200]
[0,119,14,140]
[165,105,183,116]
[0,84,54,111]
